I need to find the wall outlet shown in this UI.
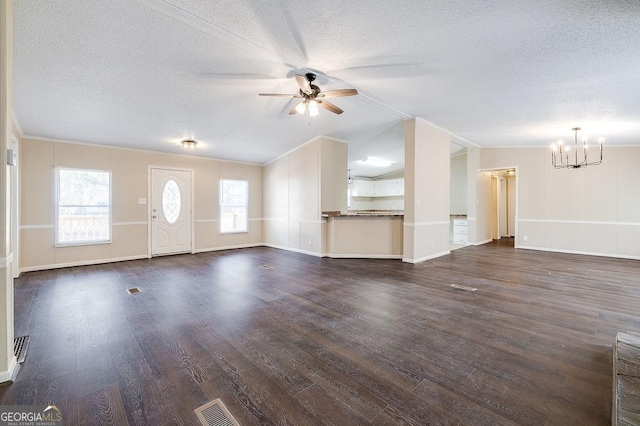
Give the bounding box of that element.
[138,198,147,205]
[416,198,421,206]
[308,239,313,246]
[429,241,434,248]
[523,235,528,242]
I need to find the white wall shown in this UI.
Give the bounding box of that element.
[263,136,347,256]
[349,194,405,211]
[403,118,450,262]
[476,147,640,259]
[450,153,467,214]
[465,147,482,244]
[321,139,348,213]
[19,137,264,271]
[370,197,404,211]
[0,0,17,383]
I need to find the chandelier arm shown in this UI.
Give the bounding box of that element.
[583,142,603,166]
[591,143,603,165]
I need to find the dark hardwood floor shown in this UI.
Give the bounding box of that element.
[2,239,639,425]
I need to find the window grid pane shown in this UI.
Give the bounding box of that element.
[220,206,247,233]
[220,180,248,233]
[58,207,110,243]
[58,169,110,206]
[57,169,111,244]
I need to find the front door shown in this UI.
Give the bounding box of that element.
[151,168,192,256]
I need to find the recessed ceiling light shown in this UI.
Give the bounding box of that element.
[181,139,197,149]
[361,157,393,167]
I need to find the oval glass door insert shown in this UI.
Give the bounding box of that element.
[162,179,181,224]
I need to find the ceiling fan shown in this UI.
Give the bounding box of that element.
[259,73,358,116]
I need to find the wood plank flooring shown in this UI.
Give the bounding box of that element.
[2,239,639,425]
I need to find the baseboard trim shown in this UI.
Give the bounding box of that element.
[469,239,492,246]
[18,254,149,274]
[404,221,450,227]
[263,244,324,258]
[326,254,403,259]
[403,250,450,263]
[194,243,263,253]
[519,245,640,260]
[0,356,19,386]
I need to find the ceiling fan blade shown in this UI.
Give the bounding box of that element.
[295,74,313,95]
[258,93,301,97]
[317,89,358,99]
[318,100,343,115]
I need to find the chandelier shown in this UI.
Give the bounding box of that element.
[551,127,603,169]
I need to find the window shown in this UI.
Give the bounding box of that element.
[162,179,181,224]
[56,168,111,245]
[219,179,248,233]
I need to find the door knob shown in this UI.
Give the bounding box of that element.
[152,215,157,219]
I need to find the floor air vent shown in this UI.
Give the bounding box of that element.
[14,335,30,363]
[260,264,274,270]
[194,399,239,426]
[127,287,141,295]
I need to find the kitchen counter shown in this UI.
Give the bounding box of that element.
[323,212,403,258]
[323,210,404,218]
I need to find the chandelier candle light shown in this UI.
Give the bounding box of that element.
[551,127,603,169]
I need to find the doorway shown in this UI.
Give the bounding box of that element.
[488,168,517,243]
[150,168,193,256]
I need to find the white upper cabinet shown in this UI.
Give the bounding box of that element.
[352,178,404,197]
[360,180,375,196]
[374,180,391,196]
[351,179,374,196]
[396,178,405,196]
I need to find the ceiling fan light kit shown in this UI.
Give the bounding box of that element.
[308,100,319,117]
[259,73,358,118]
[295,102,306,115]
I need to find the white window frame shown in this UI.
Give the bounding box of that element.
[55,167,112,247]
[219,179,249,234]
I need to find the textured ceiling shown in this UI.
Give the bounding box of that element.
[12,0,640,177]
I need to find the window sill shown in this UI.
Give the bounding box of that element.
[219,231,249,235]
[55,240,112,248]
